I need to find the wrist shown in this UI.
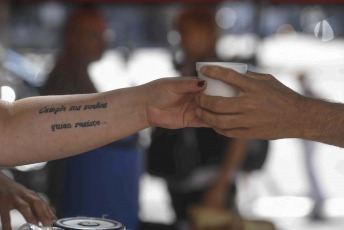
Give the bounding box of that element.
[133,85,151,129]
[295,96,336,142]
[285,94,314,139]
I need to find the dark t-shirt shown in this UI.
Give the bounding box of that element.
[147,127,228,180]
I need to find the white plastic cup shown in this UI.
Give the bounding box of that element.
[196,62,248,97]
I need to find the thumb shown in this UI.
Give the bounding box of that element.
[200,65,252,91]
[171,78,206,95]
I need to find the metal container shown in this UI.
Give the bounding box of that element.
[53,217,125,230]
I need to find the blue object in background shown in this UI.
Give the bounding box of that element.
[61,142,142,230]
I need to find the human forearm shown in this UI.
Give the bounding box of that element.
[0,77,206,166]
[297,97,344,147]
[1,87,147,166]
[214,139,248,187]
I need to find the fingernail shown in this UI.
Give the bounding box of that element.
[197,80,205,87]
[200,66,208,74]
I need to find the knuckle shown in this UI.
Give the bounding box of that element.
[32,197,44,206]
[21,203,30,210]
[249,80,261,91]
[25,214,34,220]
[244,102,258,111]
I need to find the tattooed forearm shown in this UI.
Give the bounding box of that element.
[39,102,108,115]
[51,120,106,132]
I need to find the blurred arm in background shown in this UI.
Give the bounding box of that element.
[202,138,248,209]
[0,171,57,230]
[0,77,207,167]
[196,66,344,147]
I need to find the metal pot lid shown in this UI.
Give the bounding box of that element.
[53,217,125,230]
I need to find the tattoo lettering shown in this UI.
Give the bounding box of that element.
[51,120,103,132]
[39,102,107,115]
[83,102,107,110]
[39,106,67,115]
[51,123,72,132]
[69,105,81,111]
[75,120,101,128]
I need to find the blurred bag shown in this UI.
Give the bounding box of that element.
[147,128,200,179]
[241,140,269,172]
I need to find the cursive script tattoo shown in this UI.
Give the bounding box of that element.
[75,120,101,128]
[39,102,108,115]
[83,102,107,110]
[69,105,81,111]
[51,123,72,131]
[40,106,67,115]
[51,120,105,132]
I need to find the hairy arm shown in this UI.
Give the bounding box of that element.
[0,77,207,166]
[196,66,344,147]
[298,97,344,147]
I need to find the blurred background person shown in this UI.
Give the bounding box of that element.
[298,74,326,220]
[147,6,268,230]
[40,5,140,229]
[40,5,105,95]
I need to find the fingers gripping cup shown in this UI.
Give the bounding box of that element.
[196,62,248,97]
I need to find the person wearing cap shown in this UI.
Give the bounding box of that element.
[195,65,344,148]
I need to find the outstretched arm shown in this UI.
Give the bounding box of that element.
[196,66,344,147]
[0,77,207,166]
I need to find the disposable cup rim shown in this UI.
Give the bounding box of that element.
[196,62,248,72]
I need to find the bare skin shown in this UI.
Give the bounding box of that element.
[196,65,344,147]
[0,172,57,230]
[0,77,208,166]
